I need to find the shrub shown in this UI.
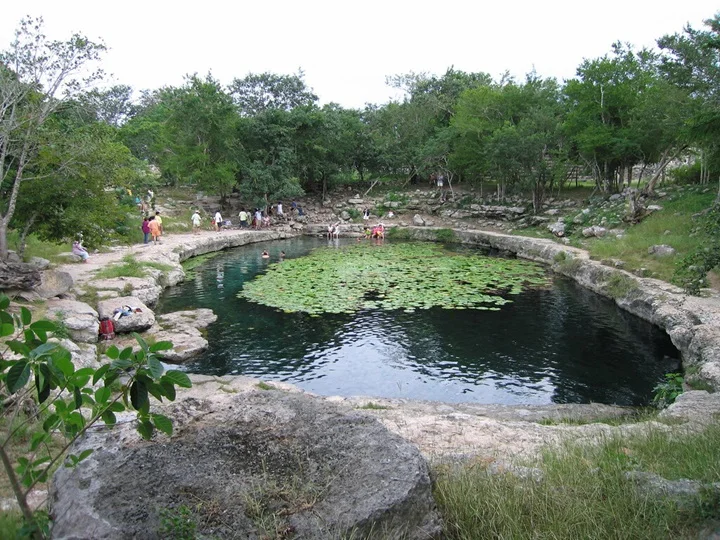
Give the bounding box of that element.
[605,273,639,299]
[0,294,189,535]
[435,229,458,243]
[652,372,684,409]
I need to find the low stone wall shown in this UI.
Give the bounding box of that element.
[394,227,720,390]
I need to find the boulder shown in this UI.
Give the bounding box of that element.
[96,297,155,334]
[49,339,100,370]
[413,214,426,226]
[0,261,41,290]
[582,226,607,238]
[46,299,99,343]
[91,277,163,307]
[28,257,51,270]
[347,198,364,205]
[56,252,83,263]
[35,270,74,299]
[547,219,566,237]
[648,244,676,257]
[156,309,217,330]
[50,389,441,540]
[340,210,351,220]
[151,327,209,363]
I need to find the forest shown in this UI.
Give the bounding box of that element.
[1,13,719,259]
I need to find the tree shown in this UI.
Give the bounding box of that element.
[563,43,688,194]
[0,17,106,260]
[658,13,720,192]
[228,71,318,116]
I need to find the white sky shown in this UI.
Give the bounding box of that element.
[1,1,718,109]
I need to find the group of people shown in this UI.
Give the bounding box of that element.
[141,211,164,244]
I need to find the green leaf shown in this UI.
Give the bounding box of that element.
[137,419,154,440]
[20,307,31,326]
[30,320,57,332]
[93,364,110,384]
[163,370,192,388]
[29,342,58,360]
[130,379,149,412]
[118,347,133,361]
[101,410,117,425]
[147,356,164,379]
[43,414,59,432]
[29,431,50,452]
[77,449,94,463]
[111,358,132,370]
[159,380,176,401]
[0,295,10,309]
[105,345,120,360]
[7,340,31,357]
[95,386,111,404]
[7,361,31,393]
[151,413,173,436]
[35,363,52,404]
[146,381,164,402]
[107,402,125,413]
[0,322,15,337]
[73,387,83,410]
[149,341,173,352]
[53,353,75,377]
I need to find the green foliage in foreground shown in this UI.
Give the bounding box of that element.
[434,422,720,539]
[0,294,190,537]
[240,242,549,314]
[674,203,720,294]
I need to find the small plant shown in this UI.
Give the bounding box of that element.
[256,381,275,391]
[652,372,684,409]
[435,228,458,243]
[553,251,568,263]
[346,208,361,220]
[357,402,389,410]
[386,227,413,240]
[605,273,639,299]
[157,505,197,540]
[557,256,583,274]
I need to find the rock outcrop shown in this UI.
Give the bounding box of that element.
[96,297,154,334]
[50,379,441,540]
[45,299,99,344]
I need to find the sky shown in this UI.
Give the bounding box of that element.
[1,1,718,109]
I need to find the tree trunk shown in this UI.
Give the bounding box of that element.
[642,146,687,196]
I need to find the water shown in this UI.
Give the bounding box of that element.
[156,237,680,406]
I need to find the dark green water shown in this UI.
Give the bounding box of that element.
[156,237,680,406]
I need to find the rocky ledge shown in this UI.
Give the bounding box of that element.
[50,376,441,540]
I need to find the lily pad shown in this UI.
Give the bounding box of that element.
[239,242,550,315]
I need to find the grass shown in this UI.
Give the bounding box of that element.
[0,511,23,539]
[604,272,639,299]
[433,421,720,539]
[94,255,174,280]
[435,228,458,243]
[356,402,390,410]
[586,189,715,281]
[255,382,275,391]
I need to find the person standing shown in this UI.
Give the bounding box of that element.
[239,209,249,228]
[148,216,161,244]
[214,210,223,232]
[191,210,201,235]
[154,211,163,235]
[254,208,262,229]
[141,217,151,244]
[276,201,284,220]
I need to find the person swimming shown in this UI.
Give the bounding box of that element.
[261,250,270,258]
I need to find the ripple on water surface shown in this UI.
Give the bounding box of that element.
[158,238,680,406]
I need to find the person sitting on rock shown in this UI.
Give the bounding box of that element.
[72,240,90,262]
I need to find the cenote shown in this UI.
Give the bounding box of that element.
[156,237,680,406]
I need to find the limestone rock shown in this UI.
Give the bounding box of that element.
[648,244,676,257]
[91,277,163,307]
[46,299,99,343]
[156,308,217,330]
[547,219,566,237]
[28,257,51,270]
[96,297,155,334]
[582,225,607,238]
[35,270,74,299]
[0,261,41,290]
[340,210,351,220]
[347,198,364,205]
[413,214,426,226]
[50,390,441,540]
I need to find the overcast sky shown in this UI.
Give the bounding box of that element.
[2,1,718,109]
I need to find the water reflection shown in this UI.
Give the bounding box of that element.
[157,237,680,406]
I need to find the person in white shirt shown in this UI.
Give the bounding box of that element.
[214,211,223,232]
[276,201,284,220]
[191,211,201,234]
